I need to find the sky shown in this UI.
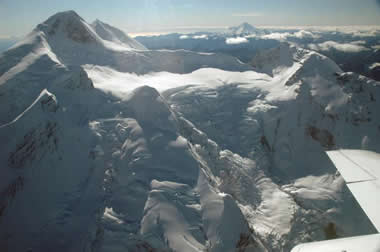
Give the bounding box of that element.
[1,0,380,38]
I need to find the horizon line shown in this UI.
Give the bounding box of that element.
[2,24,380,40]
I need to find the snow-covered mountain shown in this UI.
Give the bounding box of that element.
[1,10,250,75]
[0,10,251,124]
[1,10,379,252]
[228,22,266,36]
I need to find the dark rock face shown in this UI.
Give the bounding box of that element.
[306,126,335,149]
[63,66,94,90]
[369,65,380,82]
[40,92,59,112]
[65,18,96,44]
[8,121,58,169]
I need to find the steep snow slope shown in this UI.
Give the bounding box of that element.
[163,44,380,250]
[91,19,147,50]
[0,72,109,251]
[0,11,379,252]
[92,86,266,252]
[0,81,267,252]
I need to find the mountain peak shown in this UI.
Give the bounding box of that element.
[43,10,84,26]
[36,10,98,44]
[52,10,81,19]
[92,19,104,26]
[240,22,253,28]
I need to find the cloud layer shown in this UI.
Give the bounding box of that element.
[308,41,369,53]
[259,30,320,41]
[225,37,249,45]
[179,34,208,40]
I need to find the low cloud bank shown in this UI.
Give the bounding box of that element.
[308,41,369,53]
[193,34,208,39]
[225,37,249,45]
[257,30,319,41]
[179,34,208,40]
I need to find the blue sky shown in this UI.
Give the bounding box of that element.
[1,0,380,37]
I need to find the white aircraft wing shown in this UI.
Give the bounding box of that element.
[291,233,380,252]
[326,149,380,231]
[291,149,380,252]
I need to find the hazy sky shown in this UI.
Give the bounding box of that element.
[1,0,380,37]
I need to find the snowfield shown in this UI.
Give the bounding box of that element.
[0,10,379,252]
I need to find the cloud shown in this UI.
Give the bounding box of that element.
[244,34,258,38]
[328,27,380,38]
[308,41,369,53]
[369,62,380,70]
[225,37,249,45]
[261,32,290,40]
[260,30,319,41]
[350,40,366,45]
[350,30,380,38]
[172,25,226,29]
[292,30,320,39]
[0,35,20,40]
[192,34,208,39]
[231,12,262,17]
[178,34,209,40]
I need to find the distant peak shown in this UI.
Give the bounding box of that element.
[231,22,255,29]
[228,22,262,35]
[240,22,253,27]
